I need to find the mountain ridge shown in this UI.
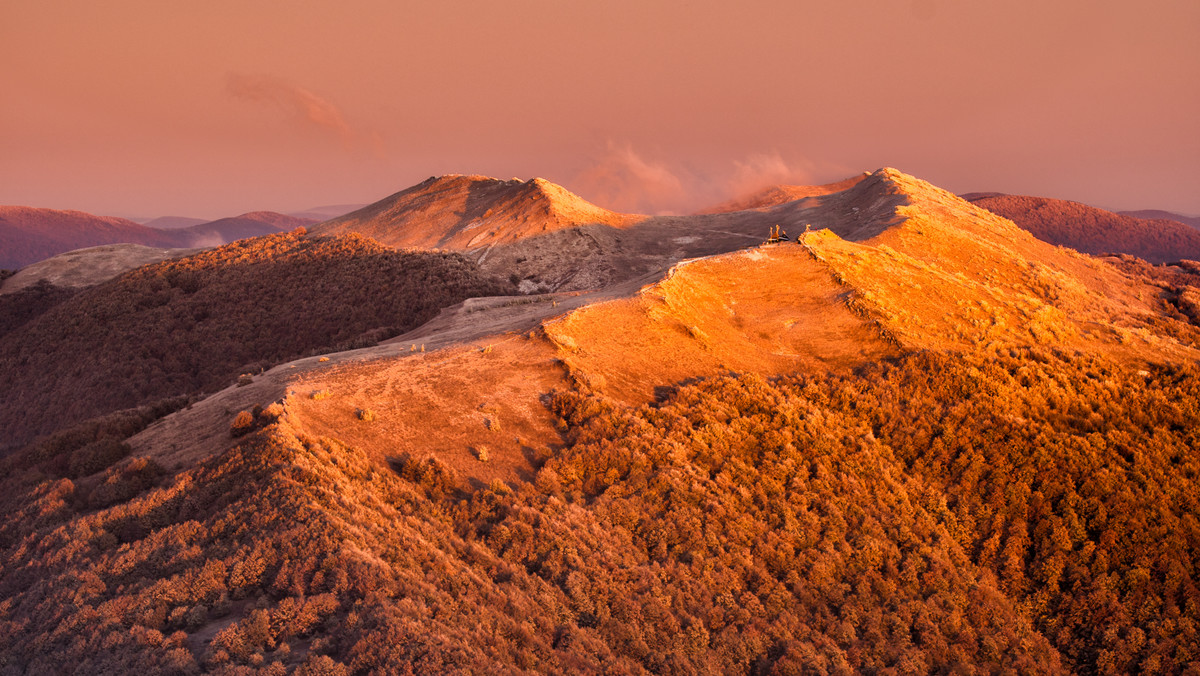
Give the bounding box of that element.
[128,168,1200,477]
[312,174,634,251]
[4,167,1200,674]
[0,208,316,270]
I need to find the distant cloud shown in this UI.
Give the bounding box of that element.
[570,142,692,215]
[226,73,365,149]
[728,152,817,200]
[571,143,841,215]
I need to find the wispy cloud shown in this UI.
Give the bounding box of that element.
[226,72,369,151]
[571,143,841,214]
[727,152,819,200]
[569,142,692,215]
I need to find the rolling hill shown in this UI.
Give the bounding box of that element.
[143,216,209,230]
[311,175,633,250]
[0,243,205,294]
[1120,209,1200,231]
[0,206,179,269]
[0,230,511,452]
[963,193,1200,263]
[174,211,316,247]
[2,169,1199,673]
[0,208,316,270]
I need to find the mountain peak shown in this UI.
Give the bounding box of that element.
[312,174,630,251]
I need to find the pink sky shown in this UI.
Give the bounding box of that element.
[2,0,1197,219]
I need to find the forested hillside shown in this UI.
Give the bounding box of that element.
[2,348,1196,673]
[0,230,510,451]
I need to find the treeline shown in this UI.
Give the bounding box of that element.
[0,230,511,451]
[970,194,1200,264]
[6,348,1196,672]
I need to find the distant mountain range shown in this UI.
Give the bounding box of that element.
[0,208,317,269]
[1118,208,1200,231]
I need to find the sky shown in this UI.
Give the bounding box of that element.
[1,0,1197,219]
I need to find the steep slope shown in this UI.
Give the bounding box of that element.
[2,379,1077,673]
[0,231,510,452]
[312,175,633,251]
[964,193,1200,263]
[800,171,1200,360]
[0,206,178,269]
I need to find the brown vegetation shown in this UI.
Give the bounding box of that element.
[2,349,1197,672]
[0,230,510,452]
[0,279,78,340]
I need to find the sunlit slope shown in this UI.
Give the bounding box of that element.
[797,169,1200,359]
[542,247,897,405]
[312,175,634,250]
[131,168,1200,483]
[137,244,899,485]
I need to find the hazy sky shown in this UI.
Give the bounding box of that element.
[2,0,1197,218]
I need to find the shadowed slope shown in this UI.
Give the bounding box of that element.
[0,231,510,451]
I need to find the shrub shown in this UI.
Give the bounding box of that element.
[66,438,130,478]
[230,410,256,437]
